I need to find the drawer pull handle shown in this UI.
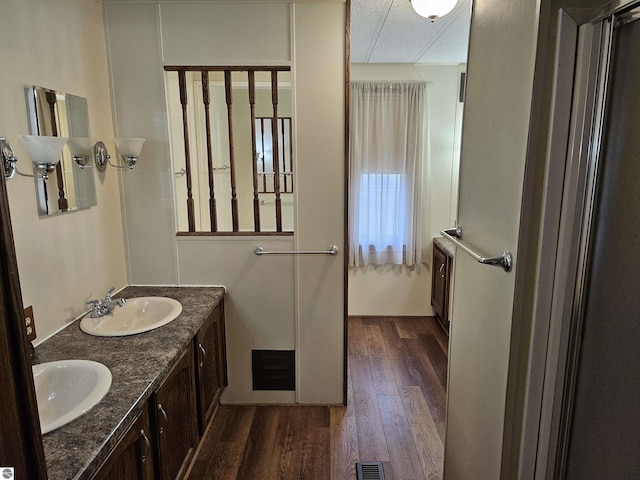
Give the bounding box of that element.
[157,403,167,435]
[199,343,207,368]
[140,429,150,464]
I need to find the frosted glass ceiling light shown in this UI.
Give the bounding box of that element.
[410,0,459,21]
[19,135,68,180]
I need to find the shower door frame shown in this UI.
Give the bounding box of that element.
[530,2,640,478]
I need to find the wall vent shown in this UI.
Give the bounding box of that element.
[252,350,295,390]
[356,462,385,480]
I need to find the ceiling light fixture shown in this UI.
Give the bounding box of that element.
[410,0,459,21]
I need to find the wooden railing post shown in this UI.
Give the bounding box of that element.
[45,91,68,212]
[224,70,239,232]
[178,70,196,232]
[248,71,261,232]
[270,70,283,232]
[201,71,218,232]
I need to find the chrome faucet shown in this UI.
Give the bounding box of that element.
[87,287,126,318]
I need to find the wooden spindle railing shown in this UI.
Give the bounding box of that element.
[224,70,239,232]
[165,65,292,235]
[260,118,267,193]
[270,70,282,232]
[280,118,288,193]
[45,91,68,212]
[248,71,261,232]
[178,70,196,232]
[288,118,294,193]
[201,71,218,232]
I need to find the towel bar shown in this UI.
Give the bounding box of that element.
[254,245,339,256]
[441,226,512,272]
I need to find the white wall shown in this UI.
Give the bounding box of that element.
[0,0,127,343]
[348,63,464,316]
[104,2,345,404]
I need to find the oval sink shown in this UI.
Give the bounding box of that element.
[33,360,111,434]
[80,296,182,336]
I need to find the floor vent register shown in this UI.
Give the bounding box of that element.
[356,462,385,480]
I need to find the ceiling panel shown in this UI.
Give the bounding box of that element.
[351,0,471,64]
[94,0,468,64]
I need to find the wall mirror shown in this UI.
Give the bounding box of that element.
[25,85,97,216]
[166,67,293,234]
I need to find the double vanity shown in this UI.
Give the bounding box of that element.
[33,286,226,480]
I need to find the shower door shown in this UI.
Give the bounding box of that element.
[558,5,640,479]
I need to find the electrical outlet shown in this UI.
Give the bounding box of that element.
[24,306,36,341]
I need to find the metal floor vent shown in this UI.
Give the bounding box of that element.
[356,462,385,480]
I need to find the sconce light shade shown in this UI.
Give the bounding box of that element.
[66,137,93,168]
[410,0,458,20]
[115,137,145,169]
[19,135,68,179]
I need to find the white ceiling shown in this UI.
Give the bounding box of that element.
[351,0,470,64]
[94,0,470,64]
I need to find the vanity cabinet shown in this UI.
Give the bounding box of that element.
[93,409,154,480]
[431,240,452,332]
[82,292,227,480]
[194,300,227,434]
[151,343,199,480]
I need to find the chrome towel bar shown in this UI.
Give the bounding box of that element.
[441,226,512,272]
[254,245,339,256]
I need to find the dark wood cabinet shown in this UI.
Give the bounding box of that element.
[431,241,452,332]
[151,343,199,480]
[89,299,227,480]
[194,300,228,434]
[93,408,154,480]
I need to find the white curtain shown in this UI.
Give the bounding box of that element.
[349,82,429,268]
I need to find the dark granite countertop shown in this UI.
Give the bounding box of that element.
[434,236,456,258]
[35,286,225,480]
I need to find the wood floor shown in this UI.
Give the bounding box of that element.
[186,316,448,480]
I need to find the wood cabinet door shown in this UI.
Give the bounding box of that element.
[195,306,221,433]
[431,244,448,321]
[93,409,154,480]
[195,301,227,434]
[152,344,198,480]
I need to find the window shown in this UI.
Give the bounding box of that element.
[349,82,429,267]
[358,173,406,249]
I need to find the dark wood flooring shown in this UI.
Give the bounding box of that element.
[186,316,448,480]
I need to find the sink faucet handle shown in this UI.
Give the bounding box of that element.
[87,299,100,306]
[104,287,116,301]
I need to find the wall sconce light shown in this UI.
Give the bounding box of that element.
[410,0,459,21]
[115,138,145,169]
[94,138,145,171]
[19,136,68,180]
[1,137,18,179]
[66,137,93,169]
[0,136,67,180]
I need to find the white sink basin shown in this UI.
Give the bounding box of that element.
[33,360,111,434]
[79,297,182,336]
